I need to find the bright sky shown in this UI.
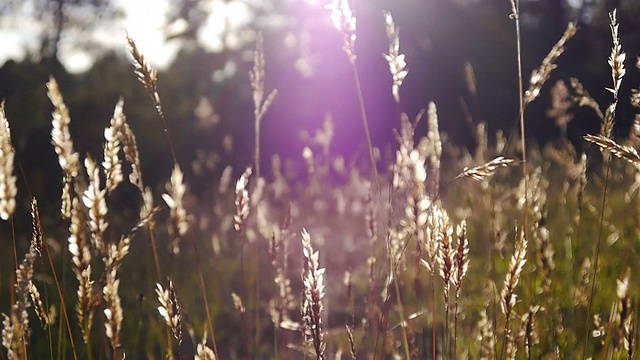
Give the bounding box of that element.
[0,0,254,74]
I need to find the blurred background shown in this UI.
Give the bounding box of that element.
[1,1,640,357]
[1,0,640,201]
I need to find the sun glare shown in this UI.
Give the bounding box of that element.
[199,0,254,51]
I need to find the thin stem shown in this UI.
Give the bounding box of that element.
[512,0,530,274]
[240,236,247,355]
[43,227,78,360]
[454,298,460,359]
[444,302,449,359]
[500,315,512,360]
[583,158,611,358]
[44,288,54,360]
[431,278,437,360]
[192,238,220,359]
[148,224,174,355]
[392,267,412,360]
[151,100,178,167]
[11,218,18,272]
[352,54,410,360]
[254,243,261,356]
[352,66,380,188]
[255,118,261,181]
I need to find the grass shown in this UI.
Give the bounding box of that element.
[1,1,640,359]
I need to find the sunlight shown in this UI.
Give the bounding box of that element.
[199,0,254,51]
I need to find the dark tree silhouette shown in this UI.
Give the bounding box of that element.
[0,0,121,61]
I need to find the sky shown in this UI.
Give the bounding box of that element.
[0,0,254,73]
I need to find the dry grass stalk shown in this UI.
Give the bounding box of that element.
[120,122,145,193]
[394,145,426,194]
[156,278,183,345]
[251,33,278,126]
[140,186,155,222]
[126,33,163,116]
[420,205,442,277]
[231,293,245,315]
[598,10,626,139]
[570,78,604,120]
[435,209,454,306]
[102,99,125,193]
[425,102,442,197]
[476,309,496,360]
[524,22,577,105]
[251,32,278,179]
[456,156,516,181]
[195,331,217,360]
[301,229,326,360]
[234,167,252,233]
[383,11,407,104]
[103,267,123,352]
[162,165,189,254]
[547,80,575,134]
[607,10,625,100]
[28,282,54,329]
[365,192,376,242]
[104,235,131,278]
[2,229,39,359]
[68,197,94,344]
[0,102,17,221]
[522,167,553,293]
[585,134,640,165]
[614,270,633,355]
[520,305,541,359]
[583,13,627,355]
[47,77,80,178]
[269,270,297,330]
[268,218,297,331]
[501,231,527,316]
[536,225,554,293]
[500,230,527,358]
[433,206,454,356]
[83,156,108,254]
[61,174,73,219]
[30,199,43,257]
[346,325,356,360]
[28,199,52,329]
[326,0,357,64]
[452,221,469,296]
[403,191,430,268]
[2,302,29,360]
[452,220,469,357]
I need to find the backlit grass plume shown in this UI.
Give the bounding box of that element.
[501,230,528,358]
[2,224,40,359]
[83,156,108,254]
[102,99,125,193]
[326,0,357,64]
[0,101,16,220]
[383,11,407,104]
[156,278,183,346]
[234,167,252,233]
[524,22,577,105]
[301,229,326,360]
[48,77,80,179]
[456,156,516,181]
[162,165,189,255]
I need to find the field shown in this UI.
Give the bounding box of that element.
[1,1,639,359]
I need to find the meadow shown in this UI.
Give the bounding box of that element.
[0,1,639,359]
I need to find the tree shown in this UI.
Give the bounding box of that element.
[0,0,122,61]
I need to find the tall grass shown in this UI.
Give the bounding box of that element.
[1,2,640,360]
